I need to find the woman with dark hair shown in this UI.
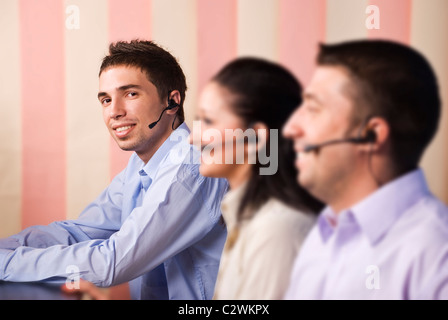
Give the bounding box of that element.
[189,57,323,299]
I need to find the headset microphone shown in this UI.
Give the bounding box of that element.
[303,130,376,153]
[148,99,179,129]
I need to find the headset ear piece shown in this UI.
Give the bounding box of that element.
[366,130,377,143]
[167,99,179,110]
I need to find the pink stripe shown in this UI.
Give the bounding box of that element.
[279,0,326,86]
[367,0,411,44]
[198,0,237,91]
[108,0,151,43]
[19,0,66,228]
[108,0,152,178]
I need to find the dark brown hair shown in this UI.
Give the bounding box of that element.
[99,40,187,124]
[213,57,324,220]
[317,39,441,174]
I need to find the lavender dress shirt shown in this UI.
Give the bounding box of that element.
[285,169,448,300]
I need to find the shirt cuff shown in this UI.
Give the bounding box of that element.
[0,249,13,280]
[0,237,20,250]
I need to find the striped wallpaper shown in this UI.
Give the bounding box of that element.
[1,0,447,237]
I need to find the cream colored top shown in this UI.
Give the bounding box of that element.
[213,184,316,300]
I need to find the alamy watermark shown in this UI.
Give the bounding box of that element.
[169,121,279,176]
[65,264,80,289]
[65,5,80,30]
[365,265,380,290]
[366,5,380,30]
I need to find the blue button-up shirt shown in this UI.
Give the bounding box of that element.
[0,123,228,300]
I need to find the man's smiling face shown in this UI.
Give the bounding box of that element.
[98,65,166,161]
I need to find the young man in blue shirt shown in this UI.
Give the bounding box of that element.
[0,40,228,300]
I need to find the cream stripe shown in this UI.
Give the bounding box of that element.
[411,0,448,204]
[151,0,198,128]
[0,0,21,237]
[65,0,110,219]
[326,0,368,43]
[237,0,279,62]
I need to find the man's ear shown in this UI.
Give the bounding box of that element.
[359,117,390,152]
[166,90,181,115]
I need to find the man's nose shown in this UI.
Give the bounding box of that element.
[109,99,126,120]
[282,107,304,139]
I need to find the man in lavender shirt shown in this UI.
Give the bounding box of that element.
[282,39,448,299]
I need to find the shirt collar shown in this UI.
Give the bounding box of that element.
[139,122,190,180]
[317,207,337,243]
[317,168,431,245]
[352,168,430,245]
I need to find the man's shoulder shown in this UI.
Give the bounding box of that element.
[156,143,228,191]
[399,196,448,299]
[402,195,448,241]
[382,195,448,277]
[159,143,201,182]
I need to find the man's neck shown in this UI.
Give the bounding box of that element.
[137,126,175,164]
[329,165,405,214]
[329,183,377,214]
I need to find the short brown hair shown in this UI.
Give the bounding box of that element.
[99,40,187,124]
[317,39,441,173]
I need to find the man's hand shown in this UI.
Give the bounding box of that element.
[61,279,110,300]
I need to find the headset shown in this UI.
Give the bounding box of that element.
[302,118,381,186]
[303,130,376,153]
[148,93,179,130]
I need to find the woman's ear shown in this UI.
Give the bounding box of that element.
[250,122,269,153]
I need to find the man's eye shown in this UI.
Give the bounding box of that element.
[101,98,111,105]
[127,92,138,97]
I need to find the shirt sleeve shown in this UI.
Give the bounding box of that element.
[0,163,221,287]
[0,169,125,250]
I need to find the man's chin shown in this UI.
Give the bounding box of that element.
[114,140,136,152]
